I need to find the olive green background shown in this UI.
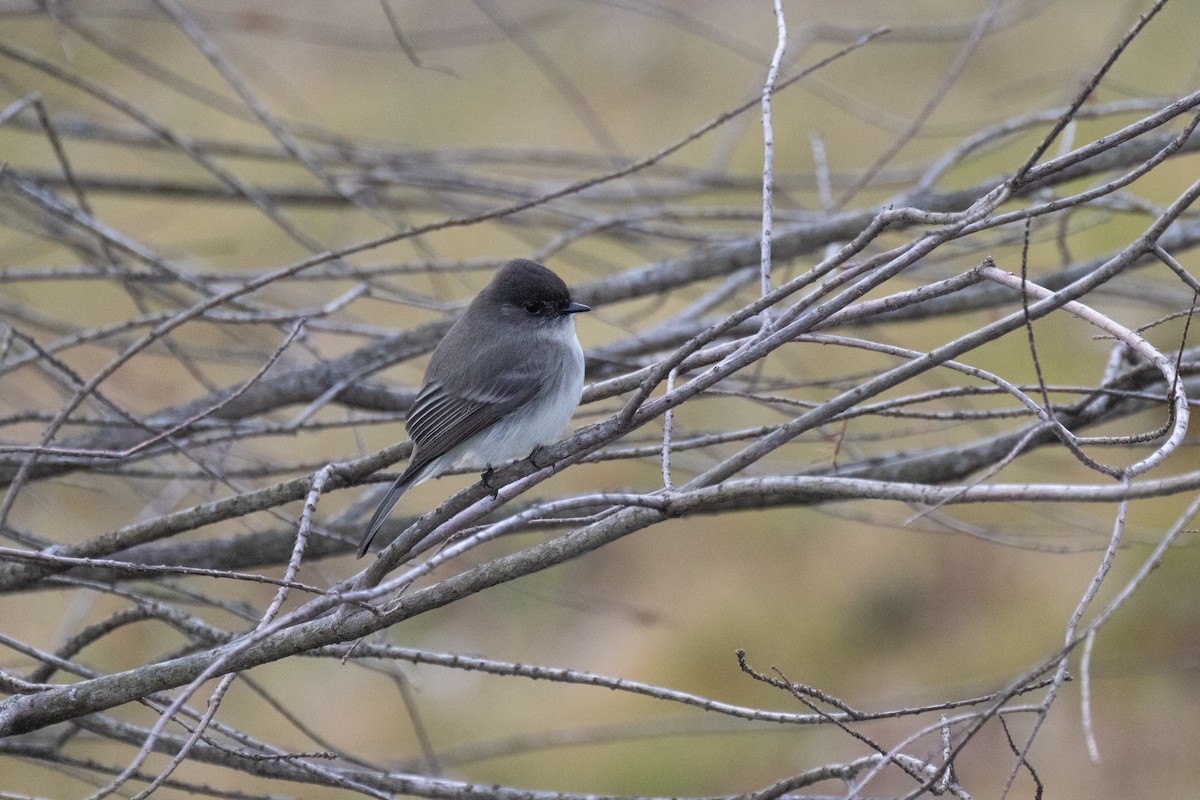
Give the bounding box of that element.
[1,1,1199,798]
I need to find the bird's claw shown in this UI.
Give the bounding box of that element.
[480,466,500,498]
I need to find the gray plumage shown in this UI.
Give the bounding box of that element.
[357,259,589,558]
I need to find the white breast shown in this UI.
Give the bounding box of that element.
[448,321,584,471]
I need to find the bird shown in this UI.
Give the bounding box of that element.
[357,258,589,558]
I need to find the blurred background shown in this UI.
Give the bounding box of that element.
[1,1,1199,797]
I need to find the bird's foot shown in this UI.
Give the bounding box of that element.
[526,446,547,469]
[480,466,500,498]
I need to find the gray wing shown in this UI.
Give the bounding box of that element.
[358,329,560,558]
[404,337,548,468]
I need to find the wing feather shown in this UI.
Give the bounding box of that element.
[404,337,549,464]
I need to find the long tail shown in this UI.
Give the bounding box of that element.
[357,470,419,558]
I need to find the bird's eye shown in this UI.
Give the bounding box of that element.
[522,301,541,315]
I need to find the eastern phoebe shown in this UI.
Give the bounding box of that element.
[357,259,590,558]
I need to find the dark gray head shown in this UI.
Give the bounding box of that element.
[480,259,590,323]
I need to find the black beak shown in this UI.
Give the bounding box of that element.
[566,301,591,314]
